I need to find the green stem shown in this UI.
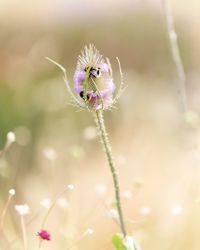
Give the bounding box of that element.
[94,110,127,237]
[163,0,187,113]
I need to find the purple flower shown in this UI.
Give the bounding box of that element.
[37,230,51,241]
[73,45,115,110]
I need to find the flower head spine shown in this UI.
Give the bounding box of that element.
[77,45,104,71]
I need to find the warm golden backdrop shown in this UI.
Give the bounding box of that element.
[0,1,200,250]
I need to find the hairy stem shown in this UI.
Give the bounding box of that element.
[38,187,70,249]
[20,216,27,250]
[94,110,127,237]
[0,194,12,231]
[163,0,188,112]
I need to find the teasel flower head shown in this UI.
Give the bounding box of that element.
[74,44,116,110]
[46,44,124,111]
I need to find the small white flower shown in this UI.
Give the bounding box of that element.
[40,199,51,208]
[95,184,107,195]
[140,206,152,215]
[43,147,57,161]
[9,189,16,196]
[57,198,68,208]
[171,204,183,216]
[6,132,16,145]
[67,184,74,190]
[86,228,93,235]
[15,204,30,215]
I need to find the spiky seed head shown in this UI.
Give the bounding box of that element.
[73,44,115,110]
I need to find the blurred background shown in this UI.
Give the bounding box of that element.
[1,0,200,249]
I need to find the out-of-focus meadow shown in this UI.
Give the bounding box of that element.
[1,0,200,249]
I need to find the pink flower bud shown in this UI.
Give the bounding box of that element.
[37,230,51,241]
